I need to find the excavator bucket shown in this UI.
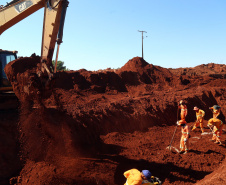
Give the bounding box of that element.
[4,55,55,109]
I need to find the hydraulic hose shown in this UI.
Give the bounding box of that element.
[57,0,69,44]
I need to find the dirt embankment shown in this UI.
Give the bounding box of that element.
[2,56,226,185]
[169,63,226,77]
[0,110,21,185]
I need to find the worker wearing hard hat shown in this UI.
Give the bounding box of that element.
[177,120,190,154]
[178,100,188,124]
[192,106,205,133]
[208,118,223,145]
[123,169,160,185]
[208,105,223,145]
[209,105,221,119]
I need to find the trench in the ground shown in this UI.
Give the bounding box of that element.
[2,90,226,184]
[95,91,226,184]
[99,122,226,185]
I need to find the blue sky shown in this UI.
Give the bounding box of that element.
[1,0,226,71]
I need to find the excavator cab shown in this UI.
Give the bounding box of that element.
[0,49,17,91]
[0,50,19,109]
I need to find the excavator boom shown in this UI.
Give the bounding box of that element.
[0,0,69,72]
[0,0,44,35]
[0,0,69,109]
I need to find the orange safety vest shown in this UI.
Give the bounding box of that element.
[179,105,188,120]
[208,118,223,130]
[210,107,220,118]
[181,124,190,139]
[196,109,205,118]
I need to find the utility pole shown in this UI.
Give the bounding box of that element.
[138,30,147,59]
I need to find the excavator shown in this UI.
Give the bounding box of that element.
[0,49,17,91]
[0,0,69,109]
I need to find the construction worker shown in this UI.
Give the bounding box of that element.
[208,118,223,145]
[124,169,158,185]
[177,120,190,154]
[209,105,221,119]
[178,100,188,125]
[192,106,205,133]
[208,105,223,145]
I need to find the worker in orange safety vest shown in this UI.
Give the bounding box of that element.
[208,105,223,145]
[192,106,205,133]
[177,120,190,154]
[178,100,188,125]
[209,105,221,119]
[124,169,159,185]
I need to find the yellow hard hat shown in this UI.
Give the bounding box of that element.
[193,106,199,111]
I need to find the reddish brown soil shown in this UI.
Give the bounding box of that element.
[0,110,21,185]
[2,56,226,185]
[169,63,226,77]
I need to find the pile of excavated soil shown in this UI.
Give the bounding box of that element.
[2,56,226,185]
[169,63,226,77]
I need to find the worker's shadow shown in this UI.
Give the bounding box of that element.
[188,149,202,154]
[205,149,222,154]
[188,149,223,154]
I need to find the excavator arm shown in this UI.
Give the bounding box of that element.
[0,0,69,75]
[0,0,43,35]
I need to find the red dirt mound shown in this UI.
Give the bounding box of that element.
[169,63,226,77]
[2,56,226,185]
[117,57,174,88]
